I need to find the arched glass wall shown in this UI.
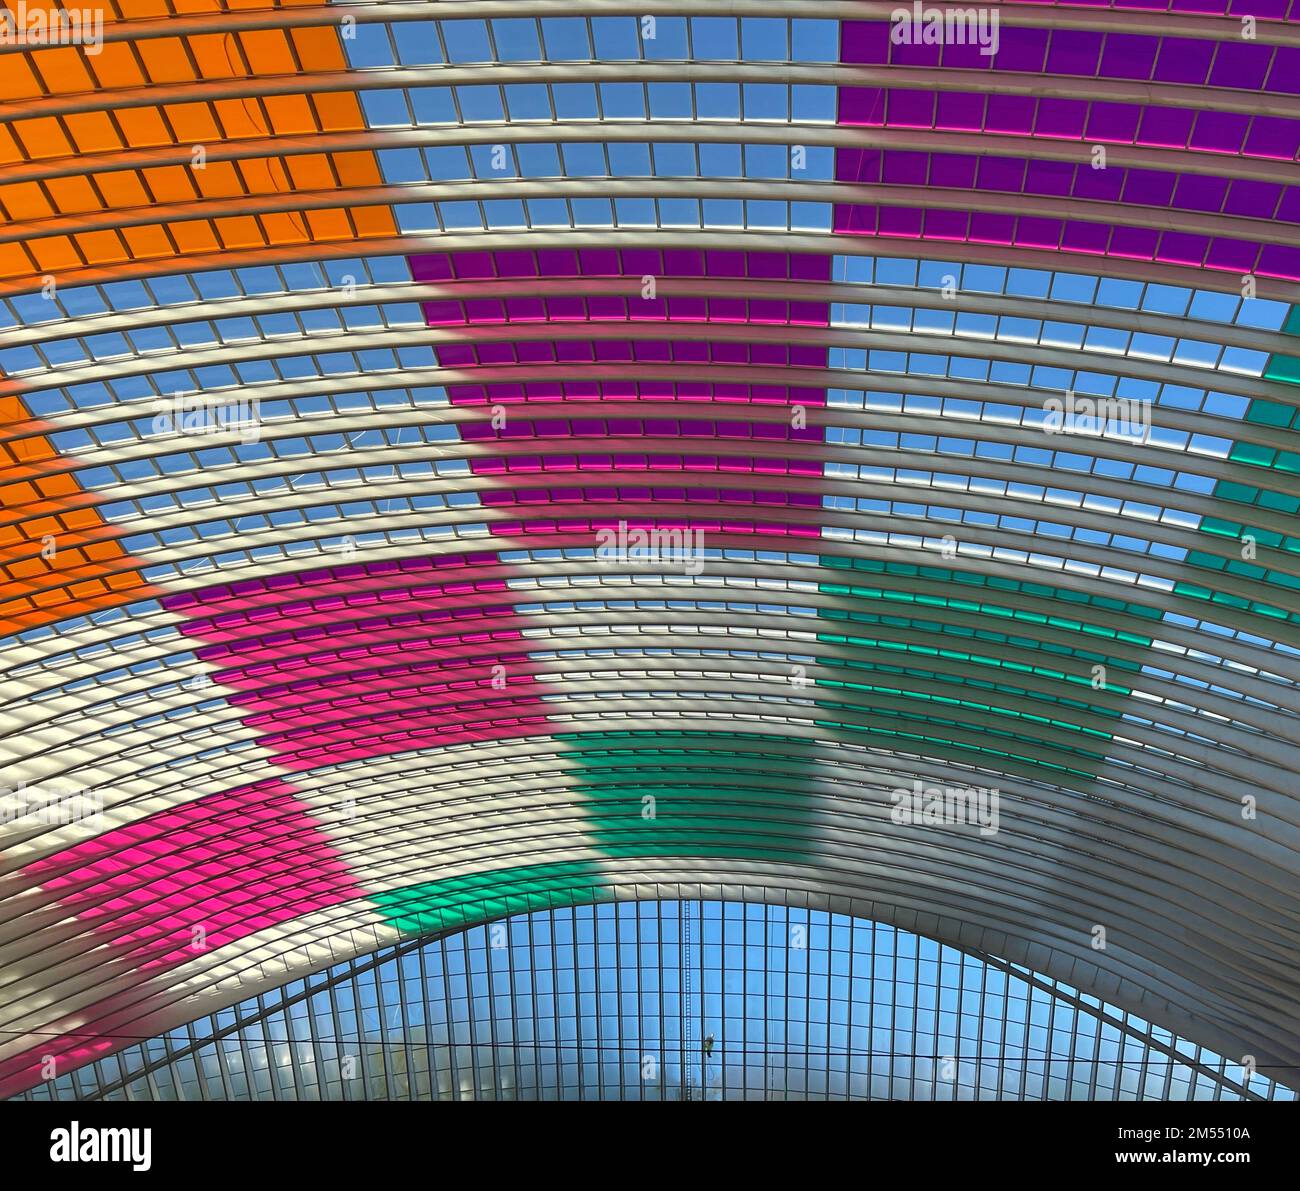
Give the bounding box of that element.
[17,900,1293,1103]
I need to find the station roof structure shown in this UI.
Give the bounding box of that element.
[2,0,1299,1099]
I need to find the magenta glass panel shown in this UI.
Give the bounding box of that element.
[22,779,361,969]
[164,554,565,767]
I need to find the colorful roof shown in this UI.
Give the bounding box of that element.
[2,0,1299,1098]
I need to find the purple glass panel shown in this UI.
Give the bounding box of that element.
[838,87,885,126]
[1173,174,1229,214]
[1035,98,1088,139]
[1152,38,1216,86]
[839,21,890,66]
[985,94,1037,135]
[1099,33,1157,81]
[1085,102,1141,144]
[1224,180,1283,220]
[1189,111,1249,154]
[1209,42,1272,90]
[1138,106,1196,149]
[1044,30,1102,76]
[886,90,935,128]
[1267,47,1300,95]
[994,26,1050,73]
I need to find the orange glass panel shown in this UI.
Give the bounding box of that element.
[65,113,125,154]
[187,32,246,80]
[28,47,95,95]
[168,220,221,253]
[121,224,176,258]
[0,394,157,637]
[73,230,131,265]
[117,0,175,18]
[286,154,336,190]
[85,42,148,88]
[240,30,298,76]
[193,161,246,199]
[353,206,398,238]
[163,103,223,143]
[137,39,200,85]
[27,238,83,271]
[1,184,55,221]
[0,55,44,100]
[45,177,104,214]
[334,151,384,187]
[114,108,174,148]
[213,97,272,141]
[0,0,397,286]
[263,95,319,135]
[305,208,353,241]
[261,211,311,245]
[312,92,367,133]
[14,118,76,161]
[0,246,35,279]
[215,215,266,249]
[0,126,21,164]
[96,172,152,208]
[142,166,199,203]
[291,25,349,71]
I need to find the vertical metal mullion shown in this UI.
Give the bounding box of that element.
[1133,1011,1153,1100]
[974,951,987,1100]
[373,956,395,1101]
[846,916,857,1101]
[659,901,668,1101]
[481,917,500,1100]
[784,907,793,1102]
[280,986,303,1102]
[239,995,265,1102]
[865,919,876,1101]
[210,1018,233,1101]
[260,994,283,1103]
[416,935,434,1100]
[996,962,1010,1101]
[1046,979,1062,1101]
[950,949,961,1101]
[528,910,542,1098]
[550,907,562,1099]
[187,1020,214,1102]
[1159,1030,1177,1102]
[439,940,459,1099]
[613,904,624,1102]
[680,899,688,1100]
[699,900,707,1100]
[349,962,374,1101]
[928,941,938,1102]
[825,914,833,1101]
[1086,1000,1104,1102]
[1062,978,1078,1100]
[326,963,348,1102]
[464,928,484,1102]
[573,903,586,1100]
[399,949,417,1102]
[504,913,522,1101]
